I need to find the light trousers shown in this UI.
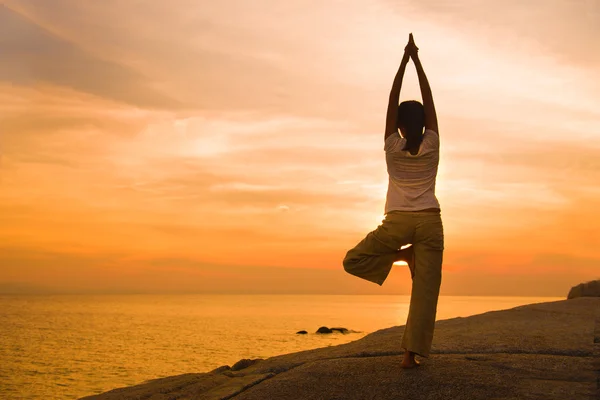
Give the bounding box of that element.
[343,210,444,357]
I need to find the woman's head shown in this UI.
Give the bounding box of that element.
[397,100,425,140]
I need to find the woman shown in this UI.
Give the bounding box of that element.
[343,33,444,369]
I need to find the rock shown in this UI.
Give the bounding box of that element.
[231,358,262,371]
[210,365,231,373]
[81,298,600,400]
[567,279,600,299]
[296,330,308,335]
[330,327,349,334]
[315,327,349,334]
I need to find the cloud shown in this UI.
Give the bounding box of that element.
[386,0,600,69]
[0,5,179,108]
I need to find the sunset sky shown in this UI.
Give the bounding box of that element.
[1,0,599,296]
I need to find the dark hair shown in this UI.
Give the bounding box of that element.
[397,100,425,151]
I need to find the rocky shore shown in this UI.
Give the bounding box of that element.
[81,295,599,400]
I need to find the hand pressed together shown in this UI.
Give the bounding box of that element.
[404,33,419,60]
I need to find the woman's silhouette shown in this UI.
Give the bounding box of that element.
[343,33,444,369]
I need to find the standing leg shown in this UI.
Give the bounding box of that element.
[397,245,415,279]
[401,214,444,364]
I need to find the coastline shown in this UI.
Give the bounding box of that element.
[81,297,599,400]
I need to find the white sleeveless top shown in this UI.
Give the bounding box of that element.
[383,129,440,213]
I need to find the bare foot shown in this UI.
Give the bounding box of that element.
[401,358,420,368]
[401,351,421,369]
[397,246,415,279]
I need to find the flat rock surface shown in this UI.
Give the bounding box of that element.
[81,297,599,400]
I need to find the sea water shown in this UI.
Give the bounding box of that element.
[0,294,562,399]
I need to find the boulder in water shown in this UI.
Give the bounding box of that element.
[316,326,350,334]
[296,330,308,335]
[330,327,349,334]
[567,280,600,299]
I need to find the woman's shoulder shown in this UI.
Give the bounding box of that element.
[423,129,439,148]
[423,129,440,143]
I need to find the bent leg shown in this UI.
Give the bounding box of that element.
[343,231,398,285]
[343,217,415,285]
[401,215,444,357]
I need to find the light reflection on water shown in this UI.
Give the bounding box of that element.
[0,294,562,399]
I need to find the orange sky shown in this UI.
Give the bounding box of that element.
[1,0,599,295]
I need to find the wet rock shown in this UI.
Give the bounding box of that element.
[210,365,231,373]
[231,358,263,371]
[316,326,333,334]
[296,330,308,335]
[331,327,349,334]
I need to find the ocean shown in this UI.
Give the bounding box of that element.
[0,294,563,399]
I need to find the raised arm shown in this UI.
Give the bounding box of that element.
[409,38,438,133]
[384,47,410,141]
